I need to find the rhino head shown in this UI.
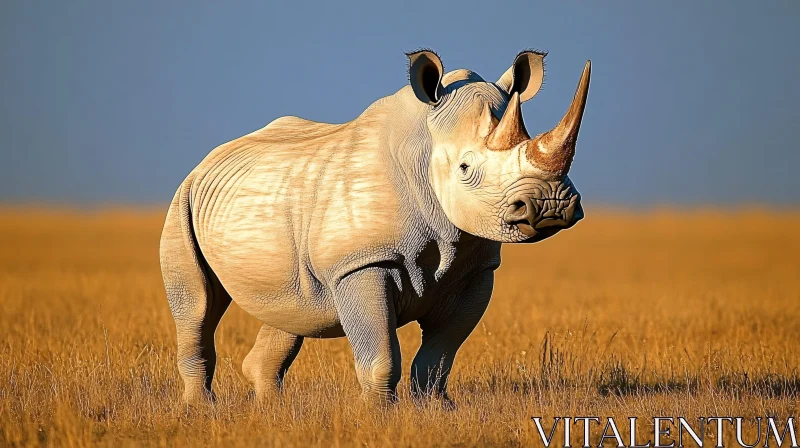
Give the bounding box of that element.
[408,50,590,243]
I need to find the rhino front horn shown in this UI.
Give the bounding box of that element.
[526,60,591,175]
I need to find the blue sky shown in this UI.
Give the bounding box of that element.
[1,1,798,205]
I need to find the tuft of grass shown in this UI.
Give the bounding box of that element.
[1,208,799,447]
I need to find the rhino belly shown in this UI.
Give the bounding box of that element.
[198,207,344,337]
[211,259,345,337]
[201,227,344,337]
[234,288,345,338]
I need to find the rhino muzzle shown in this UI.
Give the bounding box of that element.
[502,179,584,239]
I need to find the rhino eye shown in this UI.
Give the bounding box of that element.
[459,163,469,173]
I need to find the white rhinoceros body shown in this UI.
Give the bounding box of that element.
[160,50,591,405]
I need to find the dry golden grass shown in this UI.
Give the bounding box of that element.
[1,207,798,447]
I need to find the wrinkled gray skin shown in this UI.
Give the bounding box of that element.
[160,50,590,407]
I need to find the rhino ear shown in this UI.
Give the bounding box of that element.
[407,49,444,105]
[496,50,546,103]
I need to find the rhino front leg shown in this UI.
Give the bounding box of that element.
[335,266,401,405]
[242,325,304,400]
[411,268,494,408]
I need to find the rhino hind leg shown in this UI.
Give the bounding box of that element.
[160,183,232,405]
[242,324,304,400]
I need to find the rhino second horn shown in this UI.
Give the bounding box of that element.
[526,60,591,175]
[486,92,530,150]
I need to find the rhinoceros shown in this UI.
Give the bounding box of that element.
[160,49,590,406]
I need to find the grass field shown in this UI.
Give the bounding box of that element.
[1,207,798,447]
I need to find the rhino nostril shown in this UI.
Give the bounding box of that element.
[506,200,533,226]
[510,200,526,215]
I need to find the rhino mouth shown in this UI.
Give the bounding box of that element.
[533,194,582,228]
